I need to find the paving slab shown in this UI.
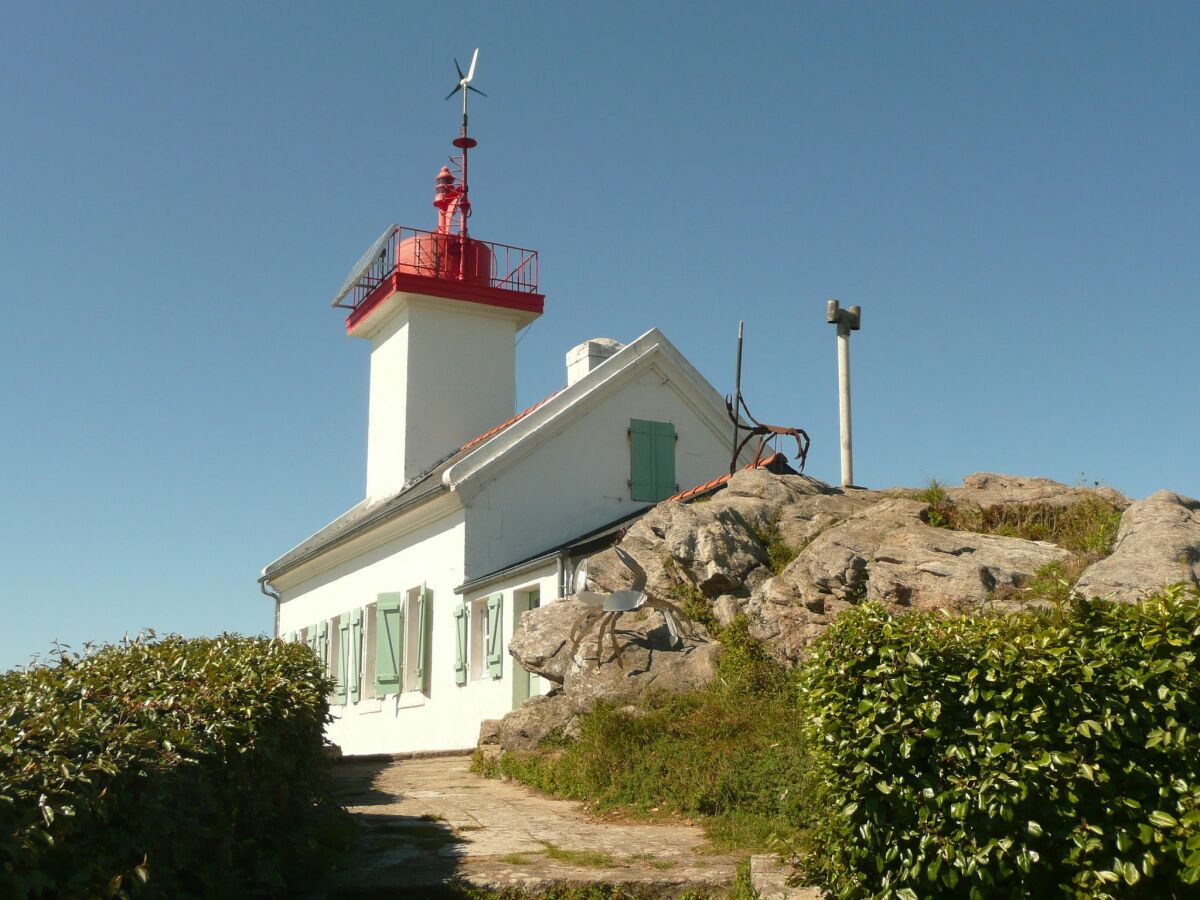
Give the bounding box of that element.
[329,753,743,897]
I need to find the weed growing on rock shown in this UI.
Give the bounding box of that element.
[748,514,801,576]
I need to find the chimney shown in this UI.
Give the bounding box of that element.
[566,338,623,386]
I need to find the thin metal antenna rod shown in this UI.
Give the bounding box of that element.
[732,321,744,465]
[826,300,862,488]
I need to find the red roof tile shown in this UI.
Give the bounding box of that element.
[458,388,564,453]
[667,452,784,503]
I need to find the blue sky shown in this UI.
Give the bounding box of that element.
[2,2,1197,669]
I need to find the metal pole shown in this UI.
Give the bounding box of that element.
[732,321,744,469]
[826,301,861,488]
[837,321,853,487]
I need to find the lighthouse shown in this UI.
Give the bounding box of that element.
[331,53,543,501]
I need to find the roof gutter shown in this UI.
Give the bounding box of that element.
[263,482,449,583]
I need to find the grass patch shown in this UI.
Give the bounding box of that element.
[913,479,1125,604]
[497,852,535,865]
[665,569,719,632]
[916,480,1123,557]
[749,515,800,575]
[475,618,812,854]
[367,818,465,849]
[539,842,616,867]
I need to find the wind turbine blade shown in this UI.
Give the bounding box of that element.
[466,48,479,82]
[444,85,462,101]
[454,58,465,80]
[467,85,487,97]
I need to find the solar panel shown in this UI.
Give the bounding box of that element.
[330,224,399,308]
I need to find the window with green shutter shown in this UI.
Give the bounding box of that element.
[350,608,363,703]
[453,602,468,686]
[410,588,434,696]
[486,593,503,679]
[336,616,349,705]
[629,419,677,501]
[375,594,404,696]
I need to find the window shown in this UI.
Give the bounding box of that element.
[470,593,503,681]
[362,602,378,700]
[629,419,676,501]
[470,598,488,680]
[402,585,432,695]
[375,594,404,696]
[331,614,344,704]
[453,601,468,686]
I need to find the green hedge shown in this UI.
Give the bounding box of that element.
[797,585,1200,898]
[1,634,347,898]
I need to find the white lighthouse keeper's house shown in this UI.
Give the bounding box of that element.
[260,73,744,757]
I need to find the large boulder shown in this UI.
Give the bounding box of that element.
[945,472,1129,510]
[493,692,575,751]
[870,524,1070,611]
[562,616,720,711]
[586,497,768,598]
[507,598,591,683]
[783,498,929,609]
[497,603,720,752]
[1074,490,1200,600]
[745,499,1072,663]
[743,498,929,664]
[772,490,886,560]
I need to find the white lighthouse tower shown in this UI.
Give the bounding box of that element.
[330,52,543,501]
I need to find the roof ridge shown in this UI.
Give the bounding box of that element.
[458,387,565,453]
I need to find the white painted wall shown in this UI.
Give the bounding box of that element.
[363,294,521,501]
[463,361,733,579]
[276,502,556,756]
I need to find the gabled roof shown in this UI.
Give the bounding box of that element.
[261,328,739,584]
[261,391,563,582]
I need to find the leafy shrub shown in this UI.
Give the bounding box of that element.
[797,587,1200,898]
[1,634,349,898]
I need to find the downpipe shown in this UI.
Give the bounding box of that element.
[258,574,281,638]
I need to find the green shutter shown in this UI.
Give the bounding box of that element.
[453,603,468,686]
[350,608,363,703]
[652,420,676,498]
[630,419,676,501]
[417,586,432,694]
[375,594,404,695]
[336,617,349,705]
[318,621,329,670]
[629,419,656,501]
[487,593,503,679]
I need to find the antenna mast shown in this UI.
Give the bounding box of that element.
[443,48,486,239]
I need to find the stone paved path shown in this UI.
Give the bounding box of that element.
[329,753,744,897]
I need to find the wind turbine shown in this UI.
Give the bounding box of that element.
[445,48,486,127]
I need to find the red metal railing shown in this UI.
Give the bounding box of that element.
[333,225,539,312]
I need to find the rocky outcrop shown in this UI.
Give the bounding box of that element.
[870,525,1069,611]
[480,692,575,753]
[1074,490,1200,600]
[585,499,766,598]
[945,472,1129,510]
[743,502,1071,665]
[488,470,1191,753]
[506,598,589,684]
[500,600,721,752]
